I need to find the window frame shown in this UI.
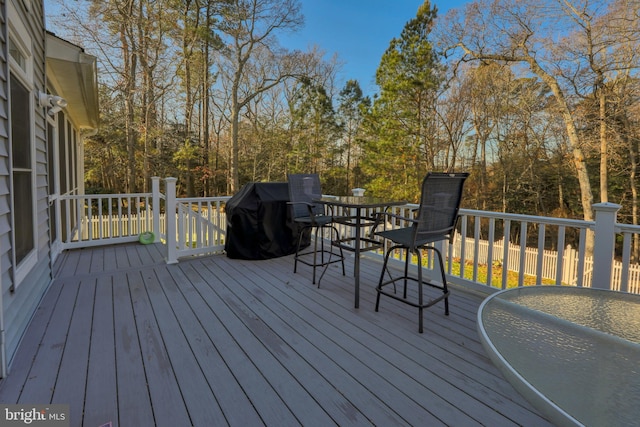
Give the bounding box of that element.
[8,0,37,288]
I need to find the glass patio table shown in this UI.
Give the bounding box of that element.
[478,286,640,427]
[314,196,407,308]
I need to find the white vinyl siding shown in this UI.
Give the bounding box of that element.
[2,0,52,372]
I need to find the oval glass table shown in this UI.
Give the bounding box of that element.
[477,286,640,427]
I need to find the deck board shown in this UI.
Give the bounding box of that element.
[166,263,295,425]
[0,242,555,427]
[143,268,228,426]
[193,259,410,426]
[210,257,446,424]
[17,278,80,404]
[127,269,192,427]
[83,275,118,427]
[153,266,266,427]
[185,264,336,426]
[111,271,155,427]
[219,256,529,426]
[51,278,94,419]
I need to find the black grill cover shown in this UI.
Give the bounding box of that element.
[225,182,309,259]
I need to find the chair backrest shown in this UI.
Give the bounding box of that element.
[287,174,325,219]
[414,172,469,244]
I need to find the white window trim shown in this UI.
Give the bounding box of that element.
[8,1,33,83]
[8,0,37,288]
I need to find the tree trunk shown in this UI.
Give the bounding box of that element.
[120,21,138,193]
[600,91,608,202]
[525,57,594,223]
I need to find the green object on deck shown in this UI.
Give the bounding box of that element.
[138,231,155,245]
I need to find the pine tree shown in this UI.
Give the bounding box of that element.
[362,1,442,201]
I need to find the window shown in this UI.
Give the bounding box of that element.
[8,1,32,82]
[8,0,36,287]
[8,38,27,71]
[10,74,35,272]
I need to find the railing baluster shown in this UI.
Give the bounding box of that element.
[99,197,104,240]
[621,232,632,292]
[577,228,587,287]
[487,218,495,287]
[473,217,481,283]
[536,224,545,286]
[502,220,511,290]
[458,215,467,280]
[76,195,83,242]
[117,197,123,238]
[556,226,566,286]
[518,221,527,287]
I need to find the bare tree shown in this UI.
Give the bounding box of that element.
[216,0,304,192]
[438,0,598,225]
[435,0,640,257]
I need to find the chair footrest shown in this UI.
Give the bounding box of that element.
[377,277,449,309]
[295,249,344,268]
[333,237,383,253]
[333,216,378,228]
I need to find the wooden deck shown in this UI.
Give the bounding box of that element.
[0,243,554,427]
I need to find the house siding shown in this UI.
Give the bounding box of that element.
[1,0,53,371]
[0,0,9,365]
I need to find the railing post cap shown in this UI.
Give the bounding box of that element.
[165,177,178,183]
[592,202,621,212]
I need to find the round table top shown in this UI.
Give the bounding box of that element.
[478,286,640,427]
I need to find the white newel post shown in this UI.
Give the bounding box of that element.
[166,177,179,264]
[591,202,621,290]
[151,177,161,243]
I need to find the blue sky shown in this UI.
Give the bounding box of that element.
[44,0,468,96]
[280,0,468,95]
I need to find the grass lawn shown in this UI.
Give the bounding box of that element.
[449,260,557,289]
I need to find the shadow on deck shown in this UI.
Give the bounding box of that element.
[0,242,553,426]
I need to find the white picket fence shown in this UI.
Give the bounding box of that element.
[80,210,163,241]
[451,236,640,293]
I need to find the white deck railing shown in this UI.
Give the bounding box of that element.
[59,177,640,294]
[60,191,156,249]
[164,177,231,263]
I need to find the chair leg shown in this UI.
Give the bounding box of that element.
[375,248,393,312]
[375,244,451,333]
[312,226,320,284]
[381,261,396,294]
[332,225,346,276]
[317,224,346,287]
[433,246,450,316]
[294,225,307,274]
[417,250,424,333]
[403,250,410,299]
